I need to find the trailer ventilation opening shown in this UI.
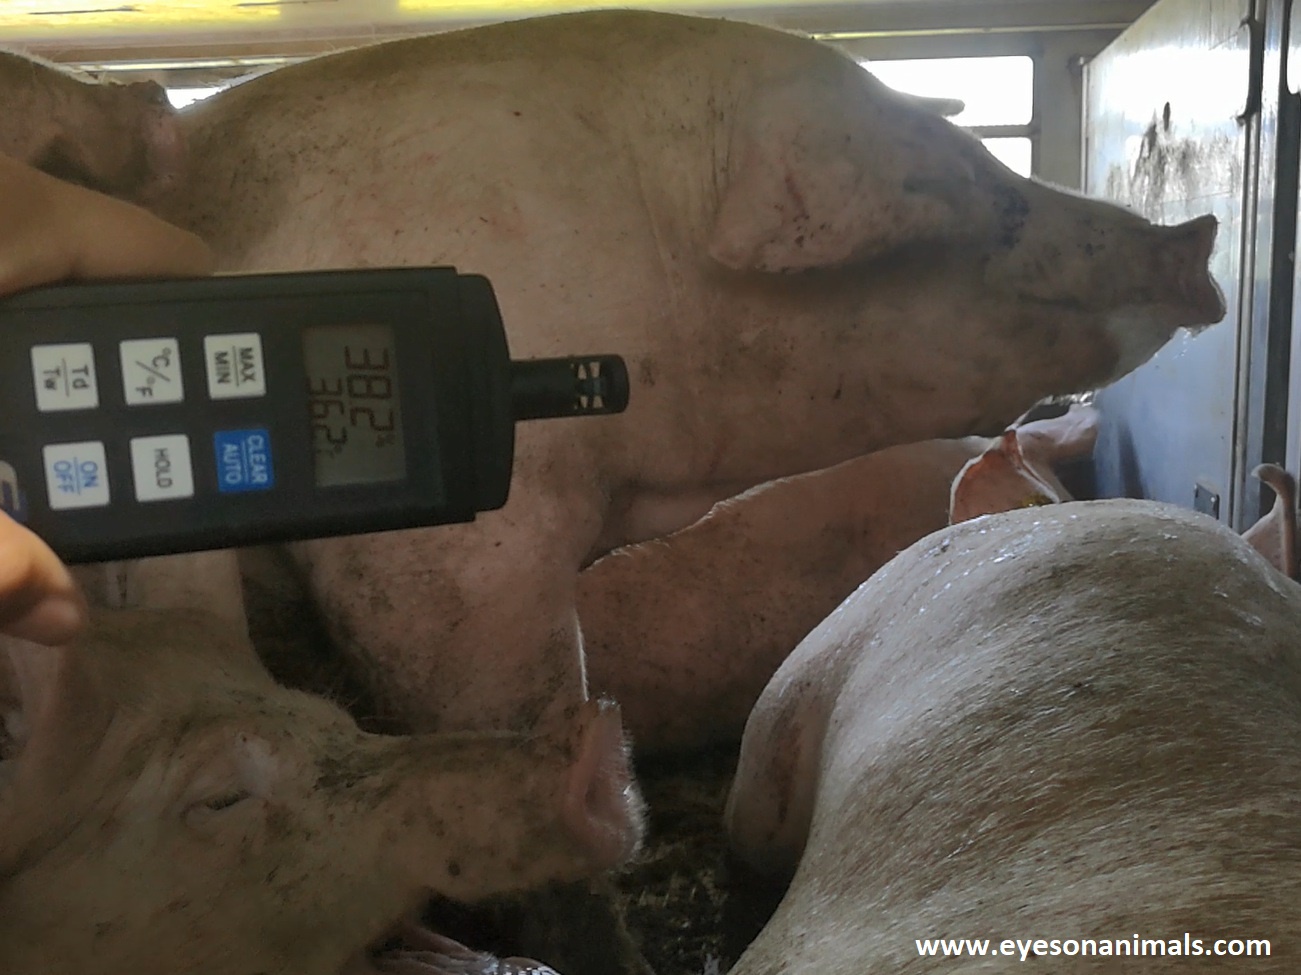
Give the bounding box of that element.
[860,55,1035,176]
[167,86,222,108]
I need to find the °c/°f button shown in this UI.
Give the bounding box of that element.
[120,338,184,406]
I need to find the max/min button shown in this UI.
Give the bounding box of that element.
[204,333,267,400]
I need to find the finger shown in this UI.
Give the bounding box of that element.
[0,512,87,645]
[0,155,212,295]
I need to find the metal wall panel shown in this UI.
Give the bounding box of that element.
[1085,0,1269,528]
[1245,0,1296,525]
[1282,1,1301,484]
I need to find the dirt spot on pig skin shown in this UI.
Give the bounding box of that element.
[638,358,657,387]
[989,182,1030,249]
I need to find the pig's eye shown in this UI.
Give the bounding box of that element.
[202,789,252,812]
[184,789,260,831]
[182,732,277,831]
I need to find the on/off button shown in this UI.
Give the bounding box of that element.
[42,442,110,510]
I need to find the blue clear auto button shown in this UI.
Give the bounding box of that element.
[213,428,275,493]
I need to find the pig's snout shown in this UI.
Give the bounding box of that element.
[983,184,1225,328]
[1157,213,1226,327]
[401,698,642,897]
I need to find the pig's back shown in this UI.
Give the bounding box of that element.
[165,11,830,308]
[739,501,1301,973]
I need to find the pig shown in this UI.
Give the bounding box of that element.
[724,500,1301,973]
[1243,463,1297,580]
[128,8,1223,741]
[0,51,183,202]
[947,401,1098,521]
[0,556,645,975]
[581,405,1097,753]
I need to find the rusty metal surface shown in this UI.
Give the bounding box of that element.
[1085,0,1269,527]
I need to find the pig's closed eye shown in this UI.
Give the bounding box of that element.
[202,789,253,812]
[184,788,260,831]
[182,732,278,830]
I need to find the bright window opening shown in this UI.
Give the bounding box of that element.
[167,86,222,108]
[982,137,1033,175]
[859,55,1036,175]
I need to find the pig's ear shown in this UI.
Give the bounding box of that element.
[709,73,979,273]
[122,80,187,201]
[32,79,183,203]
[1013,403,1101,465]
[1243,464,1298,580]
[950,430,1061,525]
[561,699,644,871]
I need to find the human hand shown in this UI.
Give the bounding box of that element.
[0,511,85,645]
[0,154,213,642]
[0,153,212,295]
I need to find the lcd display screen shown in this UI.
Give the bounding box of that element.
[303,323,406,487]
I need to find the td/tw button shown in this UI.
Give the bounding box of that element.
[43,441,110,510]
[130,435,194,501]
[31,343,98,412]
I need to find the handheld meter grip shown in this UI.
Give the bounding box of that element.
[509,356,631,421]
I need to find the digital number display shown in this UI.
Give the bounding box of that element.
[303,324,406,487]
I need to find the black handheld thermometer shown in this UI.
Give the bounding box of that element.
[0,268,629,564]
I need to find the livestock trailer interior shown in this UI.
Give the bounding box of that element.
[3,1,1296,973]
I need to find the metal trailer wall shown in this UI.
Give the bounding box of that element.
[1086,0,1298,530]
[1286,5,1301,482]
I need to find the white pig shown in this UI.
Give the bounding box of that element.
[725,500,1301,973]
[0,50,183,201]
[0,555,645,975]
[132,9,1224,736]
[1243,463,1297,580]
[947,401,1098,521]
[582,406,1097,752]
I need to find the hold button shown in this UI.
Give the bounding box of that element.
[130,435,195,501]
